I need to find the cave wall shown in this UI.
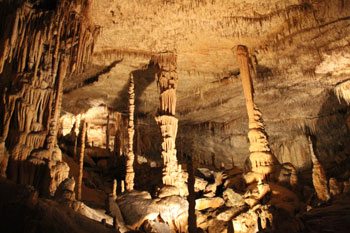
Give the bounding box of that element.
[0,0,98,195]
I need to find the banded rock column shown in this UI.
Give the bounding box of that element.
[152,53,188,196]
[236,45,279,182]
[125,73,135,191]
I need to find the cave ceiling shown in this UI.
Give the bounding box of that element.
[61,0,350,166]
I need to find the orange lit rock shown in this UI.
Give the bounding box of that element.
[195,197,225,210]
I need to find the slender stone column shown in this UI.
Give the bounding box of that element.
[46,57,68,158]
[236,45,279,181]
[125,73,135,191]
[77,119,87,200]
[152,52,187,195]
[106,108,110,151]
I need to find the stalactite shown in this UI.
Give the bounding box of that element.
[77,119,87,201]
[152,52,188,196]
[236,45,279,182]
[125,73,135,191]
[0,0,98,195]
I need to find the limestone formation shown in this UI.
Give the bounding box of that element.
[195,197,225,210]
[125,73,135,191]
[308,136,330,201]
[77,119,87,200]
[329,178,342,196]
[112,179,117,199]
[117,190,188,232]
[0,0,98,195]
[236,45,279,182]
[152,52,188,196]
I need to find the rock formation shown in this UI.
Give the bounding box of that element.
[308,136,330,202]
[236,45,279,182]
[77,119,87,200]
[0,0,98,195]
[125,73,135,191]
[152,52,188,196]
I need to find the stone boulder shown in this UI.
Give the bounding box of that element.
[195,197,225,210]
[223,188,244,207]
[194,177,208,192]
[117,191,158,229]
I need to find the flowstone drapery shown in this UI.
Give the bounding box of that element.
[0,0,98,195]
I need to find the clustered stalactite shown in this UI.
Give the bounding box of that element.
[236,45,279,182]
[152,52,188,196]
[0,0,98,195]
[125,73,135,191]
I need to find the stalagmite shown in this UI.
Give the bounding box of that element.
[77,120,87,200]
[308,136,330,202]
[121,180,125,193]
[113,179,117,199]
[125,73,135,191]
[236,45,279,182]
[46,56,68,158]
[152,52,188,196]
[106,109,110,151]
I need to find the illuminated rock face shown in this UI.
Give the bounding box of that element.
[153,53,188,196]
[236,45,279,181]
[0,0,98,195]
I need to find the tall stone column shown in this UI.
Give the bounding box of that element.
[77,119,87,200]
[236,45,279,181]
[125,73,135,191]
[152,53,187,195]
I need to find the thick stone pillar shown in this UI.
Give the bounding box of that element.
[152,52,187,195]
[125,73,135,191]
[236,45,279,181]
